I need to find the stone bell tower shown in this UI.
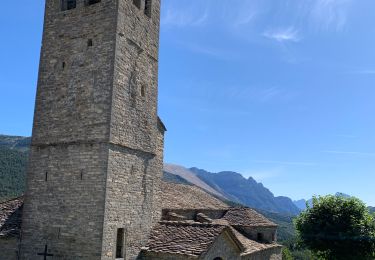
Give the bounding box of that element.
[20,0,165,259]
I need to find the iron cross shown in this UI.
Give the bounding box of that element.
[37,244,54,260]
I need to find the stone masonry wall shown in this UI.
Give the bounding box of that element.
[101,0,164,259]
[110,0,161,154]
[101,143,163,260]
[31,0,117,145]
[21,0,164,259]
[20,0,118,259]
[0,237,19,260]
[241,226,277,243]
[20,143,109,259]
[201,232,242,260]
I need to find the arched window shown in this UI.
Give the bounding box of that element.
[257,233,264,242]
[213,258,224,260]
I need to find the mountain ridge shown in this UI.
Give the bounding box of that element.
[189,167,301,215]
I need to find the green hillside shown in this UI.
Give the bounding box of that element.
[0,147,28,202]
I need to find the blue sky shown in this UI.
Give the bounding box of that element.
[1,1,375,205]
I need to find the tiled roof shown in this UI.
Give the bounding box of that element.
[0,195,280,258]
[161,182,229,209]
[230,227,282,255]
[0,197,23,238]
[223,208,277,227]
[144,222,227,257]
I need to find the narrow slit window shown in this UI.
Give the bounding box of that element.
[62,62,66,70]
[45,172,48,182]
[144,0,152,17]
[116,228,125,258]
[61,0,76,11]
[87,39,93,47]
[141,85,146,97]
[85,0,101,6]
[133,0,142,9]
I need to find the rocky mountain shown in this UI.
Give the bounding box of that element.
[164,164,226,199]
[164,164,300,215]
[191,167,301,215]
[162,171,193,186]
[293,199,308,210]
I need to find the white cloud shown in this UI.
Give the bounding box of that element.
[310,0,353,32]
[234,11,257,27]
[263,27,301,43]
[161,7,208,28]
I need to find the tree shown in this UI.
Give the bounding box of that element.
[282,247,293,260]
[295,195,375,259]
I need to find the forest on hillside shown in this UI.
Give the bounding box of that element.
[0,147,28,202]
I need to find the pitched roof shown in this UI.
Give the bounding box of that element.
[0,197,23,238]
[223,208,277,227]
[161,182,228,209]
[230,227,282,255]
[143,222,228,257]
[157,117,167,133]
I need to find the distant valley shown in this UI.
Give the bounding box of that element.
[1,135,373,215]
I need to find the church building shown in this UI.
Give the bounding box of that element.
[0,0,282,259]
[17,0,165,258]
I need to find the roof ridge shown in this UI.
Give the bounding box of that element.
[158,221,226,228]
[0,196,24,205]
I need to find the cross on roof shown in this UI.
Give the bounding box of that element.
[37,244,54,260]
